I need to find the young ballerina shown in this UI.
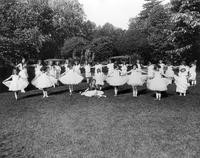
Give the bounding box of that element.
[59,64,83,95]
[73,60,81,75]
[106,64,128,96]
[84,60,91,84]
[32,66,55,98]
[16,57,26,71]
[174,67,190,96]
[188,62,197,86]
[120,61,128,76]
[16,57,29,93]
[2,69,20,100]
[147,64,169,100]
[158,60,165,74]
[178,61,190,75]
[54,61,61,81]
[34,60,43,77]
[93,68,106,90]
[93,61,103,75]
[18,65,29,93]
[136,59,143,70]
[127,64,146,97]
[47,61,57,87]
[63,59,70,73]
[146,61,154,79]
[81,79,106,98]
[107,59,114,75]
[165,61,175,84]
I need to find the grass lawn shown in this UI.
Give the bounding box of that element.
[0,75,200,158]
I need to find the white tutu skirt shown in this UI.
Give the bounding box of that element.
[35,70,42,77]
[147,78,168,91]
[106,75,128,86]
[59,71,83,85]
[81,90,104,97]
[48,75,58,85]
[127,73,146,86]
[32,74,54,89]
[174,75,189,93]
[3,80,20,91]
[18,77,29,90]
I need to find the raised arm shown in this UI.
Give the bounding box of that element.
[15,63,21,68]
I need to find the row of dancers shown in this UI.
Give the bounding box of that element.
[2,58,197,100]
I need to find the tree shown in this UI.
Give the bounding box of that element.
[81,20,96,40]
[89,37,114,62]
[0,1,50,64]
[61,37,89,59]
[168,0,200,63]
[50,0,86,57]
[0,0,87,63]
[125,0,172,63]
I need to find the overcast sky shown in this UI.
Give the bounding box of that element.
[79,0,170,29]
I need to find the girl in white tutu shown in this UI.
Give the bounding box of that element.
[18,65,29,93]
[127,65,146,97]
[188,62,197,86]
[59,64,84,95]
[146,61,154,79]
[174,68,190,96]
[92,62,103,75]
[136,59,143,70]
[54,61,61,81]
[81,79,106,98]
[47,61,57,86]
[84,60,91,84]
[73,60,81,75]
[16,57,29,93]
[106,64,128,96]
[63,59,70,73]
[147,64,169,100]
[32,66,55,98]
[93,68,106,90]
[159,60,165,74]
[16,57,26,71]
[106,60,114,75]
[2,69,20,100]
[178,61,190,76]
[165,61,175,84]
[33,60,43,77]
[31,60,43,88]
[120,61,128,76]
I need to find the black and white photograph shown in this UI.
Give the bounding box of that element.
[0,0,200,157]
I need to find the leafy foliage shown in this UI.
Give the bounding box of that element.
[89,36,114,62]
[168,0,200,63]
[61,37,89,59]
[0,0,199,66]
[125,0,172,63]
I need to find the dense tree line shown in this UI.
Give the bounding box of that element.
[0,0,199,65]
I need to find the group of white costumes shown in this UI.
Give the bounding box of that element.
[2,61,197,97]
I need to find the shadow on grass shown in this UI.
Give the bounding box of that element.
[118,88,150,96]
[149,91,175,98]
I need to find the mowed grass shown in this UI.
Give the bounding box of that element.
[0,75,200,158]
